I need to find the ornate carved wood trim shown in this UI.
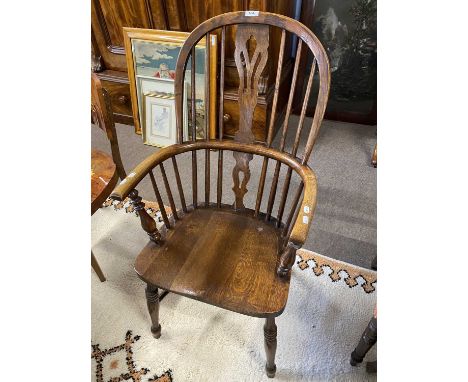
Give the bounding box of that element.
[144,0,155,29]
[93,0,155,55]
[93,0,125,55]
[232,24,269,209]
[159,0,170,29]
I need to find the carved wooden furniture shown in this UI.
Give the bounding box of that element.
[91,73,127,282]
[91,0,297,142]
[111,11,329,377]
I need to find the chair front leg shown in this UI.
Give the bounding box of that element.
[145,283,161,339]
[264,316,277,378]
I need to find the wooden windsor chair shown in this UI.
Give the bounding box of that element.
[111,11,329,377]
[91,73,127,281]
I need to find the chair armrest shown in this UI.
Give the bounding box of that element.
[110,145,181,201]
[289,169,317,246]
[277,168,317,277]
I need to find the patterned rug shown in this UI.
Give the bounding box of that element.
[92,201,377,381]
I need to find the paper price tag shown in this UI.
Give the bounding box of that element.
[245,11,259,16]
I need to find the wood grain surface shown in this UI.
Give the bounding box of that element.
[135,206,290,317]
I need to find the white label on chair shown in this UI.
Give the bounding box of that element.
[245,11,259,16]
[303,216,309,224]
[304,205,310,214]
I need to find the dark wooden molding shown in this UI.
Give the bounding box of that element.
[93,0,125,55]
[159,0,170,29]
[99,72,128,88]
[144,0,155,29]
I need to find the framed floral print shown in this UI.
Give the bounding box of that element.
[143,92,175,147]
[123,28,217,145]
[141,80,188,147]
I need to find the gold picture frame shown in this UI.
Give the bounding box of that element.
[123,28,217,140]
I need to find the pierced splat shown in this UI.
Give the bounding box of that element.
[232,24,269,209]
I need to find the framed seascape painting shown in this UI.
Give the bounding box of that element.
[123,28,217,146]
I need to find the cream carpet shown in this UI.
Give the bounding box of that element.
[92,202,377,381]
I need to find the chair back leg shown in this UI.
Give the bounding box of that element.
[350,316,377,366]
[145,284,162,339]
[264,316,277,378]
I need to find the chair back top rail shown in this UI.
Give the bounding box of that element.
[174,11,330,164]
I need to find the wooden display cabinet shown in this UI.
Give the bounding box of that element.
[91,0,298,142]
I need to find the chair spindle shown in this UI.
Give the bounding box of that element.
[275,170,293,227]
[217,27,226,208]
[192,151,198,208]
[149,170,171,229]
[285,185,303,240]
[191,48,196,141]
[278,39,303,151]
[254,157,268,216]
[218,26,226,140]
[301,58,329,165]
[265,39,302,221]
[204,33,211,205]
[205,149,210,206]
[265,163,281,221]
[159,163,178,221]
[283,182,304,237]
[204,32,210,140]
[254,30,286,217]
[293,58,316,157]
[276,58,316,226]
[265,29,286,146]
[191,48,198,208]
[171,156,187,213]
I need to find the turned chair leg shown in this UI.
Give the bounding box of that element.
[264,316,277,378]
[91,251,106,282]
[350,316,377,366]
[145,283,161,339]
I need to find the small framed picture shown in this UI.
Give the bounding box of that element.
[138,78,188,146]
[143,92,175,147]
[142,81,188,147]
